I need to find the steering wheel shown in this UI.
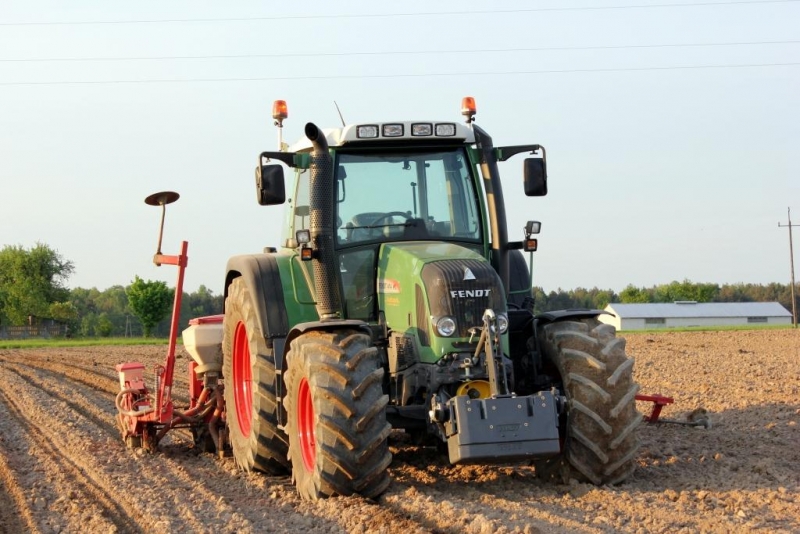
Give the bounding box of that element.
[370,211,411,226]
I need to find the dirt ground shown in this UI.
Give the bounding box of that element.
[0,329,797,534]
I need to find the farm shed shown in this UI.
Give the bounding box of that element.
[599,301,792,330]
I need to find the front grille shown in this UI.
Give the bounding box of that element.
[421,260,505,338]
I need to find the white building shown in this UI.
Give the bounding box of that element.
[599,301,792,330]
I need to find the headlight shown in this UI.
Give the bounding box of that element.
[435,316,457,337]
[493,313,509,334]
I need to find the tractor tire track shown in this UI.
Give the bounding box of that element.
[0,385,144,533]
[0,353,120,396]
[10,353,194,406]
[0,363,216,533]
[2,363,119,438]
[2,357,197,450]
[0,423,37,534]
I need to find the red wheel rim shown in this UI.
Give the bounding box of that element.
[232,321,252,436]
[298,378,316,471]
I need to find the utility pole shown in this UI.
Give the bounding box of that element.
[778,207,798,327]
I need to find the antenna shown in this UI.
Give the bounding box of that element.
[144,191,180,265]
[334,101,346,127]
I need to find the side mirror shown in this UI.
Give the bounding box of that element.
[255,164,285,206]
[523,158,547,197]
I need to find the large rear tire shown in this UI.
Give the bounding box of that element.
[535,318,640,485]
[222,278,290,474]
[285,329,392,500]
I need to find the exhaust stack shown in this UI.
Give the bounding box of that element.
[305,122,342,321]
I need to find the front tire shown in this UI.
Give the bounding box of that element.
[535,318,640,485]
[222,278,290,474]
[285,329,392,500]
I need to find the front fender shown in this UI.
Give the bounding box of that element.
[280,319,372,372]
[536,308,610,324]
[275,319,372,427]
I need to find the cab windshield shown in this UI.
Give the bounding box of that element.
[335,148,482,246]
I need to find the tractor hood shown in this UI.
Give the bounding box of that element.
[376,242,489,304]
[377,242,506,364]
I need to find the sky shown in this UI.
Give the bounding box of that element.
[1,1,798,296]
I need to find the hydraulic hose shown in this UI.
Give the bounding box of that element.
[209,386,225,452]
[115,388,155,417]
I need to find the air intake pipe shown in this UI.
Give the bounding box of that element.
[472,124,510,295]
[305,122,342,321]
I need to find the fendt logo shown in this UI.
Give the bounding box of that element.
[450,289,492,298]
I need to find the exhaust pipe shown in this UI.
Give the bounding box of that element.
[305,122,342,321]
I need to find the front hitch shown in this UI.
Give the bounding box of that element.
[442,309,562,464]
[473,309,510,397]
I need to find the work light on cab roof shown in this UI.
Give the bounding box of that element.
[267,97,476,147]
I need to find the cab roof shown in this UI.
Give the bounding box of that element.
[287,121,476,152]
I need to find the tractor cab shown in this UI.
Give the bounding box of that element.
[295,143,486,324]
[257,100,546,327]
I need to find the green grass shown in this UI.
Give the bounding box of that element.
[2,323,795,348]
[620,323,796,334]
[0,337,175,350]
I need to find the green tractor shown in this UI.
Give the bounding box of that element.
[220,98,640,500]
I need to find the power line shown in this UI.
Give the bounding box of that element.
[1,61,797,86]
[1,40,797,63]
[1,1,798,26]
[778,207,799,327]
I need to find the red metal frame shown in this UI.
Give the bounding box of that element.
[635,393,674,424]
[115,241,190,445]
[149,242,188,424]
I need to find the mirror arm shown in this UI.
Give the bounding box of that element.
[495,144,545,162]
[260,151,298,168]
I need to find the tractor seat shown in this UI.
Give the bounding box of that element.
[402,218,429,240]
[350,212,386,241]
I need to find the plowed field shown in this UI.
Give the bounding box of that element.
[1,329,798,533]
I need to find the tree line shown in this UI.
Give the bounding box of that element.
[0,244,796,338]
[0,244,222,338]
[68,281,222,337]
[531,280,797,315]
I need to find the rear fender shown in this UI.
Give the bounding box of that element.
[224,254,290,342]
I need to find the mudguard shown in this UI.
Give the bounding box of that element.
[536,308,610,323]
[224,254,290,341]
[281,319,372,370]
